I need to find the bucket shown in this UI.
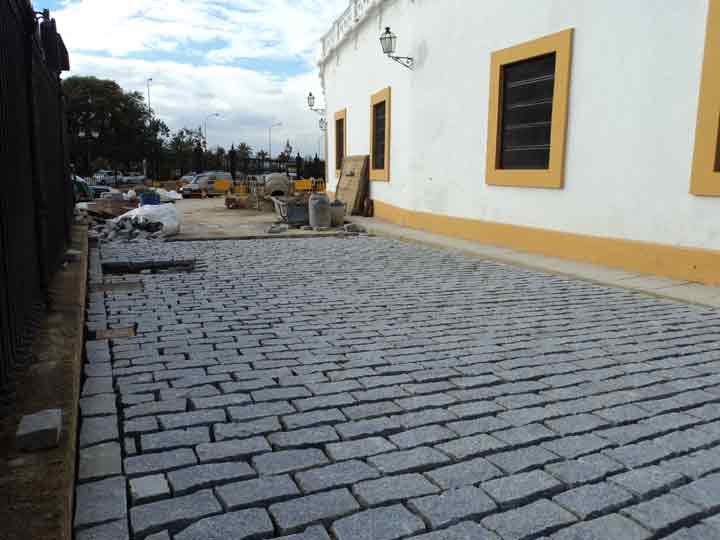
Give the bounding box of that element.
[330,200,346,227]
[308,192,331,228]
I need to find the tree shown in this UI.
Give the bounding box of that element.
[63,76,168,177]
[256,150,268,161]
[278,139,293,162]
[236,142,253,159]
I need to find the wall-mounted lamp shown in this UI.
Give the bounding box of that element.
[319,118,328,132]
[380,27,413,70]
[307,92,327,115]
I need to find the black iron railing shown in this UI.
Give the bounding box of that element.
[0,0,72,398]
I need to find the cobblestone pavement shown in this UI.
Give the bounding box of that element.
[76,236,720,540]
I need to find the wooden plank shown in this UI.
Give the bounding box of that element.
[335,155,369,215]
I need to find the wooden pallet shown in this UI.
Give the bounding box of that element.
[335,155,369,216]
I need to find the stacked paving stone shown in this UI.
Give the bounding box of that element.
[74,237,720,540]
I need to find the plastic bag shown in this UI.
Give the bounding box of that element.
[114,203,181,236]
[155,188,183,202]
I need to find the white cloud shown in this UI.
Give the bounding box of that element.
[52,0,348,157]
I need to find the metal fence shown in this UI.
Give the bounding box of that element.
[0,0,72,396]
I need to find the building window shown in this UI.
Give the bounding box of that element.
[370,87,391,181]
[334,109,346,176]
[691,0,720,196]
[486,29,573,188]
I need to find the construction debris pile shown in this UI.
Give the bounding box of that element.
[76,200,181,243]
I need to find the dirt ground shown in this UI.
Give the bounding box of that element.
[176,196,343,239]
[0,227,87,540]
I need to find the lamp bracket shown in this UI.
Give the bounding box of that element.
[389,55,414,70]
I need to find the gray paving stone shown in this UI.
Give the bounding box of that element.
[435,434,506,460]
[80,394,117,417]
[621,494,703,533]
[130,489,222,537]
[609,465,685,498]
[124,416,159,436]
[252,448,329,475]
[660,448,720,479]
[213,417,281,440]
[673,472,720,511]
[283,408,347,429]
[129,474,170,504]
[78,442,122,482]
[159,409,227,430]
[74,476,127,529]
[541,433,612,459]
[342,401,402,421]
[482,470,563,507]
[352,472,440,506]
[549,514,652,540]
[229,401,296,421]
[494,423,557,445]
[389,425,456,449]
[482,499,577,540]
[545,453,624,487]
[446,416,512,437]
[189,393,251,409]
[664,524,720,540]
[409,486,497,528]
[295,459,380,493]
[196,436,271,463]
[397,408,457,428]
[273,526,332,540]
[331,504,425,540]
[411,521,499,540]
[82,377,114,396]
[80,415,119,448]
[335,417,402,439]
[426,457,503,489]
[367,446,450,474]
[269,425,340,449]
[125,399,187,419]
[487,445,561,474]
[270,488,360,533]
[141,427,210,452]
[174,508,274,540]
[604,441,674,469]
[124,448,197,477]
[75,519,129,540]
[553,481,634,519]
[216,474,300,509]
[325,436,396,460]
[167,462,256,495]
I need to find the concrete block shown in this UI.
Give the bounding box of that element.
[16,409,62,451]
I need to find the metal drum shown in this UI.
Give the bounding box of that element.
[308,192,331,228]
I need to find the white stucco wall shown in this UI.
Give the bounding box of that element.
[321,0,719,250]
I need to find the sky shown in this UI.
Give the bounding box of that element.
[42,0,348,158]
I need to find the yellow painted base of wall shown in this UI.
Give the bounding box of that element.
[372,200,720,286]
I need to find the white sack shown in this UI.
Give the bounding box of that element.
[114,203,181,236]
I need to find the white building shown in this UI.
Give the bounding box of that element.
[319,0,720,285]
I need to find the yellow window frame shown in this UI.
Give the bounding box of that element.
[370,87,391,182]
[334,108,347,178]
[691,0,720,196]
[486,29,574,189]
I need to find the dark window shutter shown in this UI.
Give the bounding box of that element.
[335,118,344,168]
[372,101,386,170]
[500,53,556,170]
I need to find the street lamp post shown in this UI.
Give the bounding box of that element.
[146,78,153,109]
[203,112,220,149]
[268,121,282,160]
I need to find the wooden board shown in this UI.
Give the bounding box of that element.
[335,155,369,215]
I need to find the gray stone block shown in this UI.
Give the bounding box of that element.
[663,524,720,540]
[367,446,450,474]
[447,416,512,437]
[487,445,561,474]
[483,470,563,508]
[545,453,624,487]
[270,488,360,533]
[75,519,129,540]
[124,416,159,436]
[129,474,170,503]
[335,417,403,440]
[80,394,117,417]
[413,521,499,540]
[553,482,634,519]
[426,457,502,489]
[213,417,281,440]
[325,436,396,461]
[141,427,210,452]
[409,486,497,528]
[158,409,227,430]
[130,489,222,537]
[82,377,114,396]
[252,448,328,475]
[331,504,425,540]
[167,462,256,495]
[229,401,296,422]
[74,476,127,529]
[125,399,187,419]
[78,442,122,482]
[189,393,251,409]
[674,472,720,511]
[174,508,274,540]
[274,525,331,540]
[80,415,119,448]
[124,448,197,477]
[269,425,340,449]
[609,465,685,498]
[352,472,440,506]
[216,475,300,509]
[389,425,456,449]
[283,408,347,429]
[621,494,703,533]
[604,442,674,469]
[295,459,380,493]
[550,514,652,540]
[196,436,271,463]
[435,434,506,460]
[482,499,577,540]
[16,408,62,451]
[494,423,557,446]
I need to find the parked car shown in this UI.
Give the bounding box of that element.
[90,185,111,198]
[93,169,118,185]
[72,175,93,203]
[180,171,233,197]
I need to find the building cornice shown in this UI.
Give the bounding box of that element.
[319,0,388,69]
